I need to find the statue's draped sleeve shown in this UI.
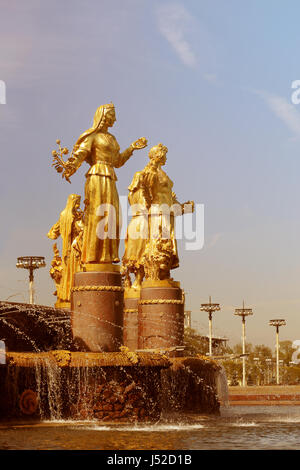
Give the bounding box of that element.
[48,221,60,240]
[71,133,133,172]
[113,145,134,168]
[127,171,149,208]
[71,135,93,170]
[128,171,142,193]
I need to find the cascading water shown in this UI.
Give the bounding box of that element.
[34,357,63,420]
[0,301,222,423]
[215,364,229,407]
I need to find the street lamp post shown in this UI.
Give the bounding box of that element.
[16,256,46,304]
[234,301,253,387]
[184,310,192,329]
[200,296,221,356]
[269,319,286,385]
[253,357,260,385]
[266,358,272,384]
[279,359,284,384]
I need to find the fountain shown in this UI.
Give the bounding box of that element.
[0,104,224,423]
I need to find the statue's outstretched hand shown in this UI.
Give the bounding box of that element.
[182,201,195,214]
[52,140,75,183]
[64,160,76,178]
[131,137,148,150]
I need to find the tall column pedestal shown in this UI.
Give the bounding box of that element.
[71,270,124,352]
[123,288,140,351]
[138,280,184,356]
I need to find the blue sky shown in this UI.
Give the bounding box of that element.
[1,0,300,348]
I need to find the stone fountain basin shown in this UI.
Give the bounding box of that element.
[0,351,221,422]
[0,301,222,422]
[0,301,72,352]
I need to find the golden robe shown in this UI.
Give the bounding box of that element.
[71,132,133,264]
[123,166,179,272]
[48,194,82,303]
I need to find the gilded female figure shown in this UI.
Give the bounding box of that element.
[48,194,83,306]
[64,103,147,268]
[122,143,194,287]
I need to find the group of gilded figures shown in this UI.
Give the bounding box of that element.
[48,103,193,307]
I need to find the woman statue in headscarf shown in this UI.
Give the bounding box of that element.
[48,194,83,307]
[63,103,147,268]
[122,143,194,289]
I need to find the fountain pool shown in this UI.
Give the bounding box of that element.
[1,406,300,450]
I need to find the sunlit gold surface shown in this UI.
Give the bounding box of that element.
[141,279,180,288]
[124,286,141,299]
[122,143,194,288]
[81,263,121,273]
[5,351,170,368]
[49,243,62,297]
[55,300,71,309]
[52,103,147,268]
[48,194,83,305]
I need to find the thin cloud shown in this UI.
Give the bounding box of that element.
[202,73,218,84]
[156,3,197,68]
[0,36,33,80]
[256,90,300,139]
[208,232,223,248]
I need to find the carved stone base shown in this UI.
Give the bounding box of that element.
[71,271,124,352]
[123,288,140,351]
[138,281,184,355]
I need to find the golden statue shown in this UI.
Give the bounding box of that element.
[122,143,194,289]
[52,103,147,270]
[48,194,83,307]
[49,243,63,298]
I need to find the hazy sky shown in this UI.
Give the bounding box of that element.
[1,0,300,348]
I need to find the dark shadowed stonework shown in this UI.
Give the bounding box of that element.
[0,302,222,422]
[0,301,73,352]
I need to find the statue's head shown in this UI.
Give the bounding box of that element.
[74,103,116,150]
[66,194,81,212]
[92,103,116,130]
[148,143,168,166]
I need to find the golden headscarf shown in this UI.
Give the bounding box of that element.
[59,194,81,263]
[73,103,115,152]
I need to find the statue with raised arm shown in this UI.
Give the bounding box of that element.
[122,143,194,289]
[52,103,147,270]
[123,143,194,352]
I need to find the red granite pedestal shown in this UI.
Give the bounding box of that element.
[123,288,140,351]
[138,281,184,355]
[71,270,124,352]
